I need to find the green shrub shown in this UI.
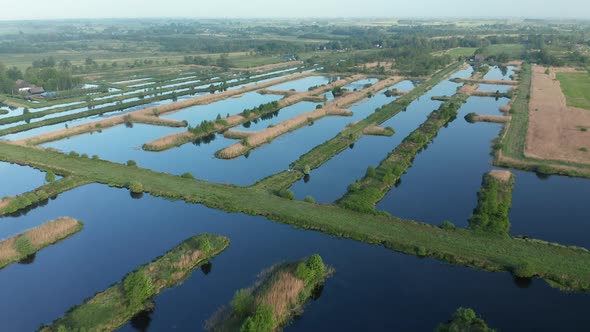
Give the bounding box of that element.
[181,172,195,179]
[295,254,326,284]
[199,238,212,253]
[123,271,155,308]
[469,174,513,235]
[513,261,535,278]
[231,289,254,317]
[69,151,79,157]
[581,127,588,132]
[440,220,456,230]
[14,236,34,256]
[536,165,554,175]
[366,166,377,178]
[347,181,361,192]
[45,171,56,183]
[304,196,316,204]
[277,189,295,200]
[416,246,427,257]
[240,304,275,332]
[126,160,137,167]
[437,307,494,332]
[92,155,100,160]
[129,181,143,193]
[464,112,477,123]
[303,165,311,175]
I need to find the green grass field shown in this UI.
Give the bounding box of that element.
[556,72,590,110]
[444,48,478,57]
[0,50,290,71]
[478,44,525,59]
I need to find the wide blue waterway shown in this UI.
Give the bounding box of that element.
[374,95,590,249]
[376,96,508,227]
[290,76,461,203]
[509,170,590,248]
[0,184,589,331]
[42,84,405,186]
[0,162,48,198]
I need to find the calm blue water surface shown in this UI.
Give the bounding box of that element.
[0,185,589,332]
[0,162,48,198]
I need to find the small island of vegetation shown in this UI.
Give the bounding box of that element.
[206,254,331,332]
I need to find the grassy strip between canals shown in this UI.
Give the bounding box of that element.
[338,93,468,214]
[0,176,92,216]
[437,307,495,332]
[468,170,514,236]
[1,142,590,290]
[207,254,331,332]
[41,234,230,332]
[498,63,531,160]
[0,217,83,269]
[254,61,464,192]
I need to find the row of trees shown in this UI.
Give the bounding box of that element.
[0,59,81,93]
[0,62,21,93]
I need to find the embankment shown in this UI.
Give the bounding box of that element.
[2,121,590,290]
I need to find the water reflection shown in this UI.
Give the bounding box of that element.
[18,253,36,265]
[303,174,311,183]
[130,306,154,332]
[130,191,144,199]
[201,262,213,275]
[5,198,51,218]
[513,276,533,289]
[192,133,216,146]
[310,283,325,301]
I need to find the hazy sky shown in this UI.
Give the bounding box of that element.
[1,0,588,20]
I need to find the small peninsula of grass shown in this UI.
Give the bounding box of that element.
[41,234,230,332]
[469,171,514,235]
[207,254,331,332]
[0,217,83,269]
[0,176,91,216]
[437,307,495,332]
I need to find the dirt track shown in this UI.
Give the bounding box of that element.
[525,65,590,165]
[488,170,513,182]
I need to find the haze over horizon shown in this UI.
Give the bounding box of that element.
[1,0,589,21]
